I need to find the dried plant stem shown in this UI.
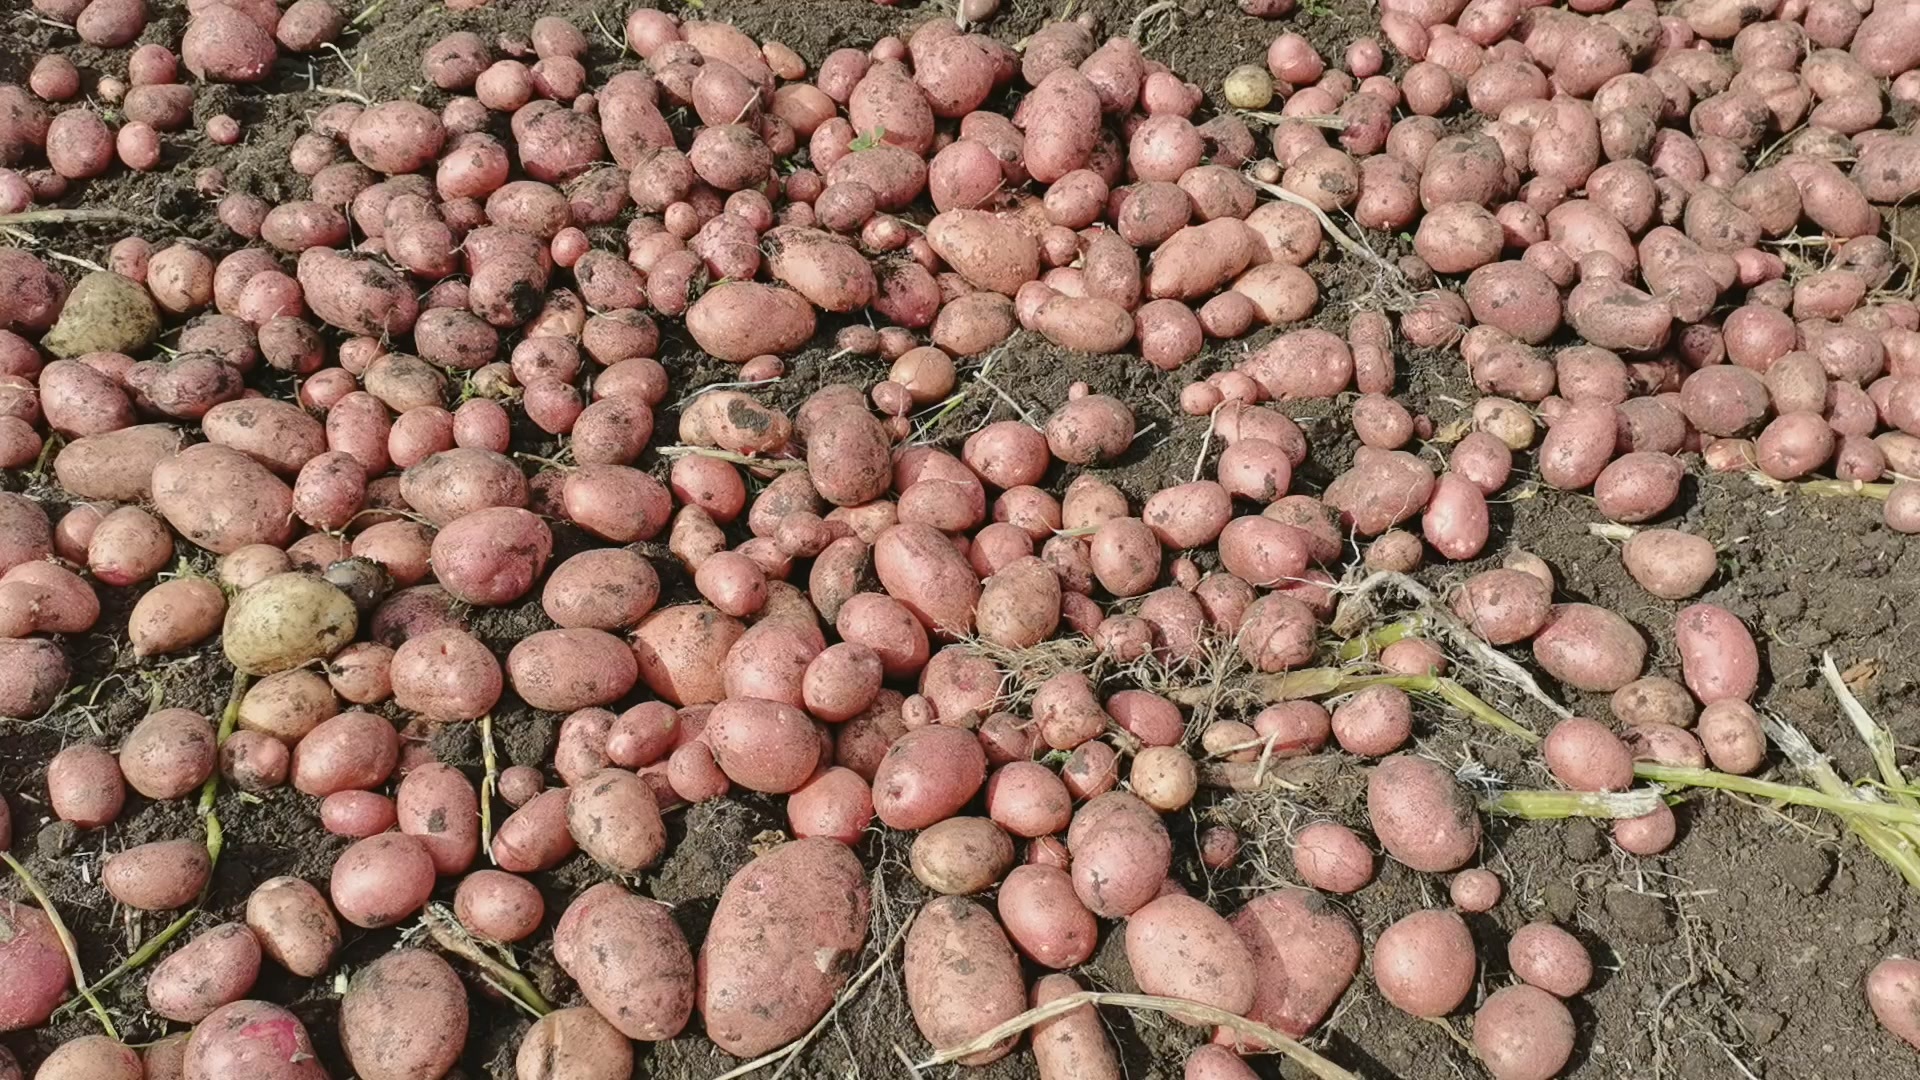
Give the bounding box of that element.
[1194,668,1540,744]
[1587,522,1636,542]
[422,905,551,1017]
[0,208,137,226]
[1482,789,1662,819]
[709,915,915,1080]
[1819,651,1916,810]
[656,445,805,470]
[909,991,1360,1080]
[479,713,499,858]
[3,854,118,1038]
[1762,710,1920,892]
[1747,471,1893,500]
[1243,175,1406,293]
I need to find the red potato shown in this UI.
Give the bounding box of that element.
[33,1036,142,1080]
[391,627,501,722]
[553,882,694,1041]
[1674,603,1760,704]
[0,899,72,1031]
[1532,603,1646,692]
[507,628,639,712]
[1509,921,1593,997]
[1225,888,1361,1042]
[1373,909,1476,1017]
[292,710,398,796]
[1367,753,1480,872]
[873,724,987,829]
[146,923,261,1023]
[905,896,1025,1065]
[1474,985,1577,1080]
[104,838,212,910]
[339,949,468,1080]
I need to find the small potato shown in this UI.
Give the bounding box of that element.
[1130,746,1197,812]
[1473,984,1577,1080]
[1621,528,1717,600]
[1292,821,1374,893]
[1373,909,1476,1017]
[119,707,216,800]
[1674,602,1760,704]
[1331,685,1412,757]
[239,669,338,743]
[129,577,227,657]
[1698,698,1766,774]
[330,833,436,928]
[146,923,260,1023]
[1367,754,1479,872]
[104,838,212,910]
[48,743,125,828]
[1612,676,1696,729]
[31,1036,141,1080]
[1593,451,1683,522]
[1543,716,1633,792]
[912,816,1016,894]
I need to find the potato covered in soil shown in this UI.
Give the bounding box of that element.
[554,882,695,1041]
[146,923,261,1023]
[1125,893,1258,1019]
[223,573,359,675]
[905,895,1026,1065]
[340,948,469,1080]
[568,767,667,874]
[699,837,871,1056]
[330,833,436,929]
[245,876,340,977]
[516,1008,636,1080]
[1068,791,1172,917]
[911,816,1016,894]
[0,900,72,1031]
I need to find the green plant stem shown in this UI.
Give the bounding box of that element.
[3,853,118,1038]
[1634,763,1920,826]
[1335,617,1424,661]
[421,905,551,1017]
[199,670,251,816]
[1482,789,1662,820]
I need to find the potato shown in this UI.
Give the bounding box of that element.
[47,743,125,827]
[1531,603,1645,692]
[53,423,186,502]
[1373,909,1476,1017]
[1674,602,1759,704]
[558,767,664,875]
[291,710,398,796]
[873,522,980,639]
[868,724,984,828]
[396,762,479,875]
[786,766,875,845]
[1451,568,1551,645]
[0,899,72,1030]
[807,405,892,507]
[1543,717,1633,792]
[554,882,694,1040]
[1509,921,1592,997]
[129,577,227,657]
[119,707,216,800]
[1868,956,1920,1052]
[152,443,295,555]
[185,1000,327,1080]
[237,668,338,743]
[492,788,577,871]
[340,948,467,1080]
[241,877,339,980]
[1291,820,1376,893]
[912,817,1016,895]
[905,896,1025,1064]
[322,790,396,838]
[504,628,638,713]
[104,838,212,910]
[684,281,816,362]
[1621,528,1717,599]
[1224,887,1361,1042]
[632,605,743,706]
[146,923,260,1023]
[516,1008,635,1080]
[33,1035,142,1080]
[1126,893,1257,1019]
[1068,791,1170,917]
[994,863,1097,970]
[331,833,435,929]
[1473,984,1577,1080]
[399,448,527,526]
[431,507,552,606]
[1367,754,1480,872]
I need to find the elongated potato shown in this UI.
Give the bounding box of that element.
[553,882,695,1041]
[905,896,1025,1065]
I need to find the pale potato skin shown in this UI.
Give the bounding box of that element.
[246,876,340,977]
[1508,921,1593,997]
[238,668,339,742]
[146,923,261,1023]
[34,1035,143,1080]
[905,896,1026,1065]
[998,863,1099,969]
[911,816,1016,894]
[553,882,695,1041]
[1032,973,1120,1080]
[1185,1045,1260,1080]
[1621,528,1717,599]
[184,1000,328,1080]
[339,948,469,1080]
[515,1007,636,1080]
[698,837,870,1057]
[1366,754,1481,872]
[1068,791,1171,917]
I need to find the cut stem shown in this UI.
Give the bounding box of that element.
[479,713,498,860]
[0,208,139,226]
[1748,471,1893,501]
[910,991,1360,1080]
[3,854,118,1038]
[1634,763,1920,826]
[1335,616,1424,661]
[1237,670,1542,744]
[1482,789,1663,820]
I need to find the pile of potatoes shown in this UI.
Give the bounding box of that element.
[6,0,1920,1074]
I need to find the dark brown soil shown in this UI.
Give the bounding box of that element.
[4,1,1920,1078]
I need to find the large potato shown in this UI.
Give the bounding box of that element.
[0,900,71,1031]
[553,882,695,1041]
[874,522,980,638]
[507,628,639,711]
[872,724,987,829]
[152,443,295,554]
[905,896,1025,1065]
[1532,603,1645,692]
[631,604,744,705]
[1674,602,1760,704]
[53,424,187,501]
[1226,888,1361,1041]
[129,577,227,657]
[223,573,358,675]
[699,838,870,1057]
[1125,894,1257,1019]
[685,282,816,362]
[184,1000,328,1080]
[340,949,468,1080]
[430,506,552,605]
[706,697,821,793]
